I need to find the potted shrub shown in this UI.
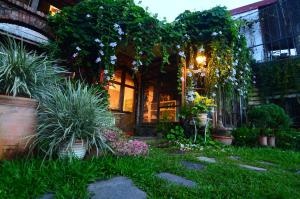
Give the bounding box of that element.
[31,80,115,159]
[0,39,62,159]
[212,126,234,145]
[248,104,291,147]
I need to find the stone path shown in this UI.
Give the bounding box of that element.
[156,172,197,188]
[88,177,147,199]
[181,161,205,171]
[257,161,276,166]
[239,164,267,172]
[38,193,54,199]
[229,156,240,160]
[197,156,216,163]
[296,170,300,174]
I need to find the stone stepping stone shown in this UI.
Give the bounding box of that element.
[181,161,205,171]
[257,161,276,166]
[229,156,240,160]
[38,193,54,199]
[296,170,300,174]
[197,156,216,163]
[88,176,146,199]
[239,164,267,172]
[156,172,197,188]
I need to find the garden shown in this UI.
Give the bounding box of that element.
[0,0,299,198]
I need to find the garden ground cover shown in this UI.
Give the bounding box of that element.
[0,143,299,199]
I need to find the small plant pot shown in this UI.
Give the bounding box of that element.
[198,113,208,127]
[259,136,268,146]
[58,140,87,159]
[212,135,233,145]
[267,136,276,147]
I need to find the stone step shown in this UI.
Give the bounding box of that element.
[156,172,197,188]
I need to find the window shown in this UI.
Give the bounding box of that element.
[108,70,135,112]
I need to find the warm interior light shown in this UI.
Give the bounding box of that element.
[196,55,206,65]
[49,5,60,16]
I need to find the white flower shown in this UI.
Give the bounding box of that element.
[132,61,137,66]
[99,50,104,56]
[99,43,104,48]
[200,72,206,77]
[233,60,238,66]
[211,32,218,36]
[76,46,81,51]
[212,93,216,97]
[104,70,109,74]
[73,52,78,58]
[109,42,117,48]
[94,38,100,43]
[95,57,101,63]
[139,51,143,55]
[199,46,205,52]
[106,76,111,81]
[113,23,120,29]
[215,84,218,88]
[180,77,184,81]
[219,31,222,35]
[110,55,117,61]
[253,80,256,84]
[111,60,116,65]
[187,71,193,77]
[178,51,185,58]
[133,66,138,71]
[86,14,91,18]
[118,28,124,35]
[176,45,181,49]
[232,68,236,76]
[189,64,193,69]
[99,6,104,9]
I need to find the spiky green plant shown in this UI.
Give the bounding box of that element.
[0,38,64,98]
[31,80,115,159]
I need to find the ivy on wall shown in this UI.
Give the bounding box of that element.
[253,57,300,98]
[47,0,252,103]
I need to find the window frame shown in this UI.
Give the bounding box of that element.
[109,70,135,113]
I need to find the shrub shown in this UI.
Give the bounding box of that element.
[276,129,300,150]
[248,104,291,132]
[166,125,185,142]
[0,38,64,98]
[232,127,260,147]
[31,80,115,159]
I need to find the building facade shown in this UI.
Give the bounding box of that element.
[232,0,300,126]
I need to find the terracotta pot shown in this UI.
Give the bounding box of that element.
[0,95,38,160]
[268,136,276,147]
[212,135,233,145]
[259,136,268,146]
[58,140,87,159]
[198,113,208,127]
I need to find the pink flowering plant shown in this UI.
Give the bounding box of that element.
[102,128,149,156]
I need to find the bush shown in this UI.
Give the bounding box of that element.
[32,80,115,159]
[166,125,185,142]
[276,129,300,150]
[248,104,291,131]
[232,127,260,147]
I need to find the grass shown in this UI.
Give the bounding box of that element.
[0,146,299,199]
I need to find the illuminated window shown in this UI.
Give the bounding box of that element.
[108,70,135,112]
[49,5,60,16]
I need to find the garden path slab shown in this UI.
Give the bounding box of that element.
[239,164,267,172]
[257,161,276,166]
[156,172,197,188]
[88,176,147,199]
[296,170,300,174]
[229,156,241,160]
[197,156,216,163]
[38,193,54,199]
[181,161,205,171]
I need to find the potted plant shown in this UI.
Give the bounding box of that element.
[31,80,115,159]
[212,126,234,145]
[0,39,62,159]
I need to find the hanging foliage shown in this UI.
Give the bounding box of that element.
[47,1,252,102]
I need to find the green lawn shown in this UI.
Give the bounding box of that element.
[0,145,299,199]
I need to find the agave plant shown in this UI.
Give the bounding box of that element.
[32,80,115,159]
[0,38,64,98]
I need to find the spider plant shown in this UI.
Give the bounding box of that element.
[31,80,115,159]
[0,38,64,98]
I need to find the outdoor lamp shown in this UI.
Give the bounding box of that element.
[196,55,206,65]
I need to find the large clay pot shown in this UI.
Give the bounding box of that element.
[58,140,87,159]
[259,136,268,146]
[268,136,276,147]
[0,95,38,159]
[212,135,233,145]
